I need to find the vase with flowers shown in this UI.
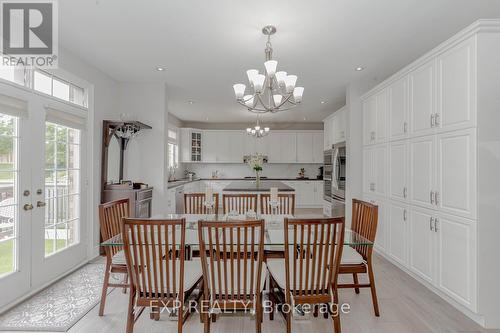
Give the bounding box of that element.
[248,153,264,187]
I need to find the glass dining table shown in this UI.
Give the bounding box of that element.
[101,214,373,248]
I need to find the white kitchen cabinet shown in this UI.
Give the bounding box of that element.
[363,96,377,145]
[409,207,435,283]
[436,212,476,310]
[375,89,388,142]
[409,60,435,138]
[296,133,314,163]
[267,132,297,163]
[389,76,409,141]
[363,143,388,197]
[226,131,244,163]
[215,131,230,162]
[389,140,409,202]
[180,128,191,163]
[363,146,375,194]
[373,144,388,197]
[166,188,176,213]
[364,195,389,253]
[331,107,347,144]
[388,202,409,267]
[436,37,476,133]
[409,135,435,210]
[284,181,322,208]
[312,132,324,163]
[243,134,256,156]
[323,117,333,150]
[202,131,217,162]
[435,128,476,220]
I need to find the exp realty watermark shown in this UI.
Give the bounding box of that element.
[0,0,58,68]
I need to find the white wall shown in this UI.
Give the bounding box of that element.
[184,163,323,179]
[118,83,168,215]
[57,47,120,256]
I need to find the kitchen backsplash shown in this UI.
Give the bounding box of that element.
[183,163,323,179]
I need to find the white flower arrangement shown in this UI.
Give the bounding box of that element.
[247,153,264,172]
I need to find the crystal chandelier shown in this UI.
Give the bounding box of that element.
[233,25,304,113]
[246,116,270,138]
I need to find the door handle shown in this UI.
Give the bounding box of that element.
[434,191,439,206]
[430,217,434,231]
[430,191,435,204]
[23,203,34,211]
[36,201,46,208]
[403,187,407,198]
[403,122,408,133]
[434,113,440,126]
[430,114,435,127]
[434,218,439,232]
[403,209,407,221]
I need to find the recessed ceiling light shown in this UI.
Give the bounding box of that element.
[355,66,365,71]
[303,117,307,121]
[320,101,327,104]
[156,66,165,71]
[188,101,194,105]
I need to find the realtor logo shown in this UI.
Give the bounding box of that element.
[0,0,58,68]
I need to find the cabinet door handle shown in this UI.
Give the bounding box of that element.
[403,187,407,198]
[430,191,435,204]
[434,218,439,232]
[403,209,407,221]
[435,191,439,206]
[430,114,435,128]
[430,217,434,231]
[403,122,408,133]
[434,113,440,126]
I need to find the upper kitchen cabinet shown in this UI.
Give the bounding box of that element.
[363,96,377,145]
[180,128,202,162]
[312,132,324,163]
[323,106,347,149]
[409,60,435,138]
[202,131,217,162]
[375,89,388,142]
[323,116,333,150]
[296,132,314,162]
[436,37,476,133]
[267,132,297,163]
[389,76,409,141]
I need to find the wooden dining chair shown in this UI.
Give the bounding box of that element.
[98,198,131,316]
[121,217,203,333]
[338,199,380,316]
[267,217,345,333]
[222,194,258,215]
[260,193,296,215]
[197,219,266,333]
[184,193,219,215]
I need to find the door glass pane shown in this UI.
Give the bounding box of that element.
[44,122,80,257]
[0,114,18,277]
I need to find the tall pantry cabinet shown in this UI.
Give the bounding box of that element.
[361,20,500,328]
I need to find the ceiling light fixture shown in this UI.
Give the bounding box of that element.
[156,66,165,71]
[320,101,327,104]
[246,115,270,138]
[188,100,194,104]
[233,25,304,114]
[355,66,365,71]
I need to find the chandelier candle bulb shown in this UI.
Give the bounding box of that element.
[246,69,259,85]
[253,74,266,93]
[285,75,298,93]
[275,71,287,86]
[264,60,278,76]
[293,87,304,103]
[264,127,270,132]
[233,84,246,100]
[273,94,283,105]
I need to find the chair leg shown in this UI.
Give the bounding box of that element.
[285,311,291,333]
[255,302,262,333]
[204,313,211,333]
[122,272,128,294]
[367,262,380,317]
[125,292,135,333]
[98,260,111,316]
[177,303,184,333]
[313,305,319,317]
[353,273,360,294]
[332,290,341,333]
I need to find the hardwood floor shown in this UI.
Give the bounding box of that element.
[4,253,497,333]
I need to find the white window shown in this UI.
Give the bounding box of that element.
[167,127,179,170]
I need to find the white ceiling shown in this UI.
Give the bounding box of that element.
[59,0,500,123]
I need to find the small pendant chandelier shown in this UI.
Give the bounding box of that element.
[233,25,304,113]
[246,115,270,138]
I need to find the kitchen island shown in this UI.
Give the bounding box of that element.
[223,180,294,192]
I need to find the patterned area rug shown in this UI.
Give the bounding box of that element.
[0,263,108,332]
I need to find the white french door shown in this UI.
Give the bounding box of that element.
[0,94,88,309]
